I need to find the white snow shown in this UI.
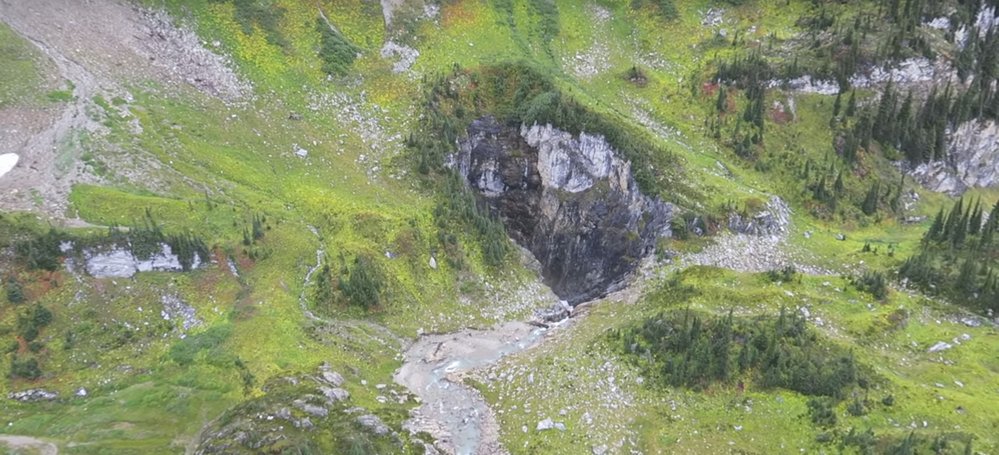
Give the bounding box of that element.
[0,153,19,179]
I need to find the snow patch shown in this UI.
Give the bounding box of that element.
[0,153,18,179]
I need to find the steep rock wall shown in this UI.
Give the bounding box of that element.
[911,120,999,195]
[452,117,673,305]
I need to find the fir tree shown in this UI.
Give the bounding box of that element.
[846,89,857,116]
[926,208,945,242]
[861,181,880,215]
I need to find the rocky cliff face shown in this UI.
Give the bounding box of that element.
[452,117,673,305]
[911,120,999,195]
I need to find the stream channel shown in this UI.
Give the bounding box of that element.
[395,320,559,455]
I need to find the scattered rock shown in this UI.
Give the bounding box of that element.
[318,386,350,403]
[534,300,572,323]
[380,41,419,73]
[927,341,953,353]
[137,9,250,101]
[428,256,437,269]
[960,317,981,328]
[702,8,725,27]
[537,418,555,431]
[8,389,58,402]
[728,196,792,237]
[357,414,390,436]
[76,388,88,397]
[320,370,345,387]
[161,294,201,331]
[292,400,328,418]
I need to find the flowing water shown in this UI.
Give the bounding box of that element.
[395,322,551,455]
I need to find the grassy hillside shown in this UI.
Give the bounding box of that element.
[2,0,998,453]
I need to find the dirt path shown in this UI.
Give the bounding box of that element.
[0,435,58,455]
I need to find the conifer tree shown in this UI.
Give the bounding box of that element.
[861,181,880,215]
[969,199,983,236]
[926,208,945,242]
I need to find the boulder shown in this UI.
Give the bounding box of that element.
[927,341,953,353]
[318,386,350,402]
[320,370,344,387]
[8,389,58,402]
[356,414,390,436]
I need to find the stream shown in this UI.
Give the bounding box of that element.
[395,321,553,455]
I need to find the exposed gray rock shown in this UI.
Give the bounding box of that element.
[292,399,329,418]
[960,317,982,328]
[320,370,345,387]
[84,243,202,278]
[380,41,419,73]
[928,341,953,353]
[912,120,999,195]
[536,418,555,431]
[318,386,350,403]
[357,414,390,436]
[897,100,999,195]
[136,10,250,101]
[728,196,792,237]
[701,8,725,27]
[294,417,313,429]
[523,124,620,193]
[8,389,58,402]
[453,117,673,304]
[534,300,572,323]
[161,294,201,331]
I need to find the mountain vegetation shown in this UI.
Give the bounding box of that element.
[1,0,998,453]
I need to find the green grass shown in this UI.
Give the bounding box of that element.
[475,267,998,454]
[3,0,998,453]
[0,23,49,107]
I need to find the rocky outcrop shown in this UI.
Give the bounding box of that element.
[8,389,58,402]
[83,243,203,278]
[453,117,673,305]
[911,120,999,195]
[196,365,403,454]
[728,196,792,237]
